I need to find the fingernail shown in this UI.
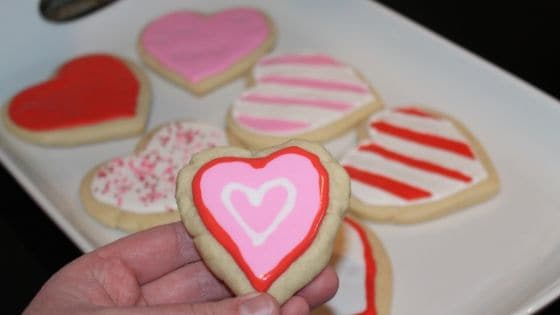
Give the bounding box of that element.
[240,293,274,315]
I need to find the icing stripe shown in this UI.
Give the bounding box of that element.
[370,134,484,177]
[395,107,438,119]
[236,114,309,132]
[358,143,472,182]
[258,75,370,93]
[344,217,378,315]
[371,121,475,159]
[259,54,342,66]
[234,101,341,125]
[372,112,465,142]
[344,165,432,201]
[241,94,353,111]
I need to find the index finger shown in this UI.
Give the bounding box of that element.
[93,221,199,284]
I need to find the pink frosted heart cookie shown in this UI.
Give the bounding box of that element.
[227,53,383,155]
[138,7,276,96]
[315,216,392,315]
[80,121,227,232]
[175,140,349,303]
[341,106,500,223]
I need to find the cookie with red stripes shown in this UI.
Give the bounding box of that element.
[314,216,392,315]
[341,106,499,223]
[226,53,383,157]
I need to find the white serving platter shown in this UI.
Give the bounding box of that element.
[2,1,560,314]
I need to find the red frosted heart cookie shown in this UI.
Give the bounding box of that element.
[2,54,151,146]
[315,216,392,315]
[341,106,500,223]
[80,121,227,232]
[138,7,276,96]
[175,140,349,303]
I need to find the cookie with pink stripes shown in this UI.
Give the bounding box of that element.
[227,53,383,157]
[341,106,499,223]
[138,7,276,96]
[80,121,227,232]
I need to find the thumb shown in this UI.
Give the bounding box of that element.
[110,292,280,315]
[186,293,280,315]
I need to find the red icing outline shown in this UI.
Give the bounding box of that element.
[8,54,139,131]
[191,146,329,291]
[345,217,378,315]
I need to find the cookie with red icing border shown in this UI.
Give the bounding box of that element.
[80,121,227,232]
[313,215,392,315]
[341,106,499,223]
[226,52,383,158]
[2,54,151,146]
[175,139,349,303]
[138,7,276,96]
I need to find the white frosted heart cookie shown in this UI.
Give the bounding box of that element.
[227,53,383,152]
[80,121,227,232]
[2,54,150,146]
[313,216,392,315]
[175,140,349,303]
[138,7,276,96]
[341,106,499,223]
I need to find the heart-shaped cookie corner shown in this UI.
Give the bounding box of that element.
[2,53,151,146]
[341,106,500,223]
[175,140,349,303]
[316,216,392,315]
[138,7,276,95]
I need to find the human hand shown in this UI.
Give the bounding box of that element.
[23,221,338,315]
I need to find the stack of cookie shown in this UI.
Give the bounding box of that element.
[1,6,502,315]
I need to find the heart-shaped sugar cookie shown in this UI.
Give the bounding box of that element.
[139,7,275,95]
[176,140,349,303]
[227,53,383,149]
[2,54,150,146]
[341,106,499,223]
[80,121,227,232]
[315,216,392,315]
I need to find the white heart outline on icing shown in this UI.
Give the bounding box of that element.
[220,178,297,246]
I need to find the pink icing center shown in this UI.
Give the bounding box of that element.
[140,8,270,83]
[198,153,321,278]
